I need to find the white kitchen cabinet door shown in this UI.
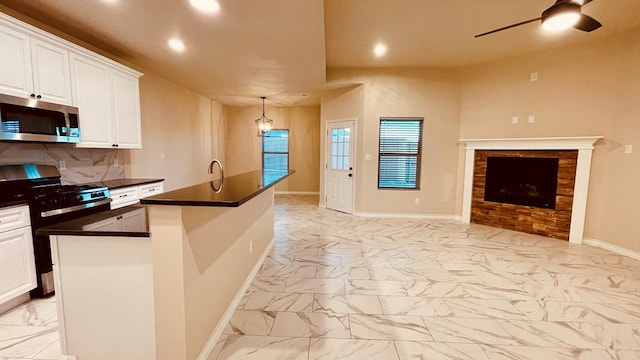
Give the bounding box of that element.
[111,71,142,149]
[0,23,33,99]
[70,53,114,148]
[30,37,73,105]
[0,227,37,305]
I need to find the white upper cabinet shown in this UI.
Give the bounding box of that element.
[0,23,34,99]
[0,22,72,105]
[0,12,143,149]
[70,53,113,148]
[71,53,142,149]
[111,70,142,149]
[30,37,73,105]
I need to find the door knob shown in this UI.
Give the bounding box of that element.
[348,173,353,177]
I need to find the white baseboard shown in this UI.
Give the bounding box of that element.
[353,211,461,221]
[275,191,319,195]
[583,238,640,261]
[196,238,275,360]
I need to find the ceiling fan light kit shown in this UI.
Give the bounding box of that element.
[474,0,602,38]
[542,2,581,31]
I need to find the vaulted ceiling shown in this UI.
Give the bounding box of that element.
[3,0,640,106]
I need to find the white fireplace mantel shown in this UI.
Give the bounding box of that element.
[459,136,603,244]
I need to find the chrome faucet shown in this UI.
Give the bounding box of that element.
[208,159,224,193]
[208,159,224,179]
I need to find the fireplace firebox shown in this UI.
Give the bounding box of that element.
[484,156,559,209]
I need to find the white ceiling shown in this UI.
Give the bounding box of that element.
[4,0,640,106]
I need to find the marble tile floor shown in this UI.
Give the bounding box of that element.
[3,194,640,359]
[0,296,61,360]
[213,195,640,360]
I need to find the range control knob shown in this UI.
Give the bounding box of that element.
[76,195,84,201]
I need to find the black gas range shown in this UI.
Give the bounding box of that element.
[0,164,111,297]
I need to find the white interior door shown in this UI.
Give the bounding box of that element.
[325,120,355,214]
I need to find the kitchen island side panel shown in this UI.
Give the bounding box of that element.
[149,188,274,360]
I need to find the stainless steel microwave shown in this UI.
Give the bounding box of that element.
[0,93,80,143]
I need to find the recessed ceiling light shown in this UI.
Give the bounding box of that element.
[374,43,387,58]
[189,0,221,13]
[100,0,119,4]
[168,38,186,53]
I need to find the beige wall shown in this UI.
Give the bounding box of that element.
[224,106,320,192]
[125,73,225,191]
[323,69,462,215]
[458,26,640,252]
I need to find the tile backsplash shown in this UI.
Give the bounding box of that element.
[0,142,125,184]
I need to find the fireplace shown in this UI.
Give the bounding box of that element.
[471,150,577,240]
[459,137,602,244]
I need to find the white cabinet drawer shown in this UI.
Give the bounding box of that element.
[109,187,139,210]
[0,205,30,233]
[140,182,163,198]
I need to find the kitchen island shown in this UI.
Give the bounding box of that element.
[38,169,293,360]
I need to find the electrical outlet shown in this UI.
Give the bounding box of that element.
[249,240,253,254]
[528,115,535,124]
[530,72,538,82]
[625,145,633,154]
[58,160,66,170]
[414,198,420,205]
[365,154,372,161]
[511,116,519,124]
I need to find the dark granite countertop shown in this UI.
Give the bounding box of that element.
[36,205,149,238]
[85,178,164,190]
[140,169,294,207]
[0,200,28,209]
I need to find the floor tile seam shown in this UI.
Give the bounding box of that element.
[0,328,58,358]
[441,298,530,319]
[515,319,620,350]
[420,314,517,346]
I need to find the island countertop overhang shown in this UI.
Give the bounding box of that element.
[140,169,294,207]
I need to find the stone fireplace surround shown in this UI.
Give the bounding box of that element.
[459,137,602,244]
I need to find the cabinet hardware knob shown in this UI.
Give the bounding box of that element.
[36,95,42,99]
[30,93,36,98]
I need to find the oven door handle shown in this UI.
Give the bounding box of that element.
[40,198,112,218]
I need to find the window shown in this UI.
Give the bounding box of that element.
[262,129,289,171]
[330,127,350,170]
[378,118,423,189]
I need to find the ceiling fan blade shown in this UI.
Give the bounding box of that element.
[474,17,541,38]
[574,14,602,32]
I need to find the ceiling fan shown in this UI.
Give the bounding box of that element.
[475,0,602,38]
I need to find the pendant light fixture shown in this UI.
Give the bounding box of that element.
[255,96,274,137]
